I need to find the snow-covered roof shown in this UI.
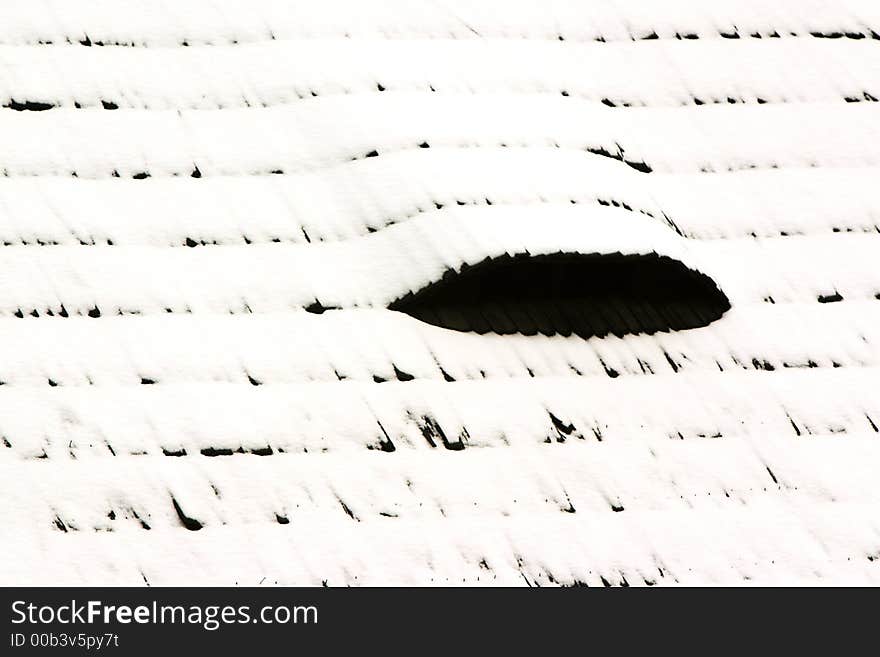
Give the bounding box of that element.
[2,0,880,585]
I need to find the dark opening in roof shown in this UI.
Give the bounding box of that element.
[389,252,730,339]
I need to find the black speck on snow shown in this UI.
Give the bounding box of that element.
[5,99,54,111]
[200,447,234,457]
[171,497,203,531]
[393,365,414,382]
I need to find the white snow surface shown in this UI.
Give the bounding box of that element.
[1,1,880,586]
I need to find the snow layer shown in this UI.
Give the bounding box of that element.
[2,39,879,109]
[1,1,879,586]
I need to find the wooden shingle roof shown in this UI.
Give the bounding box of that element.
[1,1,879,585]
